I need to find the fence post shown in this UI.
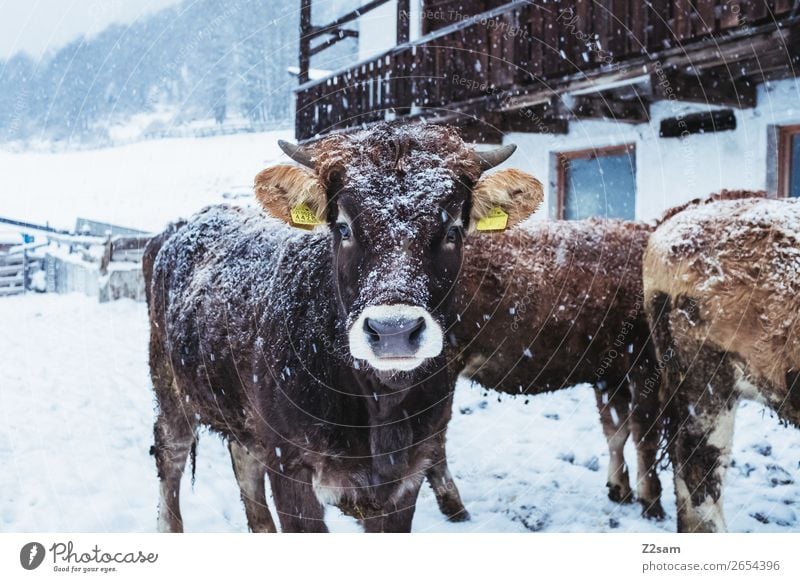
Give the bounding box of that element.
[100,236,112,276]
[22,249,27,294]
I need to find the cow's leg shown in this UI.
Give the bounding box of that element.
[268,468,328,533]
[149,319,197,533]
[229,442,277,533]
[425,433,470,522]
[630,406,665,519]
[671,396,736,533]
[628,357,665,520]
[152,403,195,533]
[362,479,424,533]
[595,383,633,504]
[664,344,738,533]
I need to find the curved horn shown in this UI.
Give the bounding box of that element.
[278,139,315,169]
[476,144,517,171]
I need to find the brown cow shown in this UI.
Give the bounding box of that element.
[427,218,665,520]
[144,122,543,532]
[644,190,800,532]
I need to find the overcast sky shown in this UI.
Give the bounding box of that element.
[0,0,183,59]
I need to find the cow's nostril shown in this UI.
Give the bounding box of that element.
[364,318,380,344]
[408,317,425,346]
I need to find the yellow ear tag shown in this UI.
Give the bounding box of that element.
[290,203,322,230]
[476,207,508,232]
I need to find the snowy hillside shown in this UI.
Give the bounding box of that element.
[0,129,292,232]
[0,293,797,533]
[0,0,360,144]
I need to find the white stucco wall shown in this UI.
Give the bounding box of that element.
[501,78,800,223]
[358,1,397,62]
[357,0,422,62]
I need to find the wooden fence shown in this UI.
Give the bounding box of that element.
[0,245,43,296]
[42,232,152,302]
[0,214,153,301]
[0,233,152,301]
[45,234,151,302]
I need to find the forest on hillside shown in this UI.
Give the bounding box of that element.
[0,0,357,145]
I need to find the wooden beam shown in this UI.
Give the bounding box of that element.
[431,104,568,140]
[498,103,569,134]
[568,94,651,123]
[397,0,410,44]
[659,109,737,138]
[652,67,757,108]
[299,0,312,84]
[309,29,358,57]
[0,265,23,276]
[456,121,505,145]
[0,286,24,296]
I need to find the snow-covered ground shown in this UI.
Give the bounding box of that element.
[0,130,797,532]
[0,129,292,233]
[1,293,798,533]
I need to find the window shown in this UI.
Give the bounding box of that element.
[555,144,636,220]
[778,125,800,198]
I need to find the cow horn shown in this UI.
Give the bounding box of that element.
[278,140,315,169]
[476,144,517,171]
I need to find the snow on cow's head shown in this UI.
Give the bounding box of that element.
[255,122,543,375]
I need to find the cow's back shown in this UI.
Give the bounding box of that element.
[454,218,653,394]
[645,196,800,389]
[146,204,337,437]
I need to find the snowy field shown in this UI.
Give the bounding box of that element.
[0,129,292,233]
[1,293,798,533]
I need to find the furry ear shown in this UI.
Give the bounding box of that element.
[254,165,327,229]
[469,168,544,233]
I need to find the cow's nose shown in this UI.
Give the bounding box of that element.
[363,316,426,358]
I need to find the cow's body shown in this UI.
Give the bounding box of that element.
[644,191,800,532]
[147,205,454,532]
[443,219,663,517]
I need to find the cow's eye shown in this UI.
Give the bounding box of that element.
[446,225,460,244]
[336,222,351,240]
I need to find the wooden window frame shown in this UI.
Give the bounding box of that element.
[554,143,636,220]
[778,124,800,199]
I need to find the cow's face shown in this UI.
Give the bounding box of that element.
[256,124,543,376]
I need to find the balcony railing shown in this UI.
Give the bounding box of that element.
[295,0,798,140]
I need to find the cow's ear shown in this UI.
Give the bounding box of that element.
[254,165,327,229]
[468,168,543,233]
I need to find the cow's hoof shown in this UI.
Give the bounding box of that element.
[640,499,666,521]
[445,509,471,522]
[607,483,634,504]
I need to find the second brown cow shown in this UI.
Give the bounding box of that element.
[428,218,665,521]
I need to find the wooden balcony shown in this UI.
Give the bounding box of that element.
[295,0,799,142]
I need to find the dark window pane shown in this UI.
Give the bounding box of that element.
[563,150,636,220]
[790,133,800,199]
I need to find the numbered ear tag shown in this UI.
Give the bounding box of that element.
[476,207,508,232]
[290,203,322,229]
